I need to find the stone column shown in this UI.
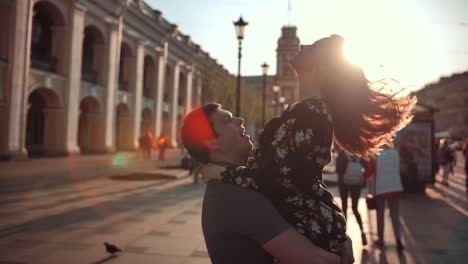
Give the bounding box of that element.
[63,3,86,155]
[132,42,145,148]
[7,0,33,159]
[170,61,180,146]
[185,67,193,115]
[196,77,202,106]
[154,42,167,139]
[103,19,121,152]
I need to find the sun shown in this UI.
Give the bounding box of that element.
[329,0,447,90]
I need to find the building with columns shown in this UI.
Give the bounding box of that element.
[0,0,233,159]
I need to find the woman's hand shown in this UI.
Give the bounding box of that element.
[200,164,225,182]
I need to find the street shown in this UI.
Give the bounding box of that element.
[0,151,467,264]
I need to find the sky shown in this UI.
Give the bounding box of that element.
[147,0,468,90]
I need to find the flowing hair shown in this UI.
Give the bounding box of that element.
[301,35,416,157]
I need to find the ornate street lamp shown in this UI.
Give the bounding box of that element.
[261,62,269,125]
[233,16,248,117]
[279,96,286,115]
[272,84,280,116]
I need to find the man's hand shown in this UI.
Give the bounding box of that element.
[341,236,355,264]
[200,164,225,182]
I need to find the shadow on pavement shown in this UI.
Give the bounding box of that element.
[90,255,118,264]
[108,173,175,181]
[0,179,203,238]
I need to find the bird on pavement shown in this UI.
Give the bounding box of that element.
[104,242,123,255]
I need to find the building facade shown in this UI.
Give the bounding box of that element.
[243,25,300,107]
[0,0,232,159]
[413,71,468,139]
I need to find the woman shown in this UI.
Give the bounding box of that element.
[336,149,367,246]
[366,145,404,251]
[204,34,414,256]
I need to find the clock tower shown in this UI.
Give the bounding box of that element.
[276,26,300,102]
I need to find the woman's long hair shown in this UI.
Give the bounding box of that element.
[297,35,416,157]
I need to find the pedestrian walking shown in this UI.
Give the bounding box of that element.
[144,131,153,160]
[367,144,404,251]
[440,140,455,186]
[336,149,368,246]
[137,134,146,159]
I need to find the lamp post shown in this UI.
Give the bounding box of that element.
[272,84,280,116]
[261,62,269,125]
[279,96,286,115]
[233,16,248,117]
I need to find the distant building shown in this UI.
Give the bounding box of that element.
[243,25,300,110]
[275,26,300,102]
[413,71,468,139]
[0,0,232,159]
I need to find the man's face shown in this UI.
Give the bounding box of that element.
[210,108,253,162]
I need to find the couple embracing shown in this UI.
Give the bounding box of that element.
[182,35,415,264]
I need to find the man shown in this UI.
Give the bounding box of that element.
[181,103,354,264]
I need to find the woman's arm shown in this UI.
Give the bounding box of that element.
[222,165,261,190]
[200,162,261,191]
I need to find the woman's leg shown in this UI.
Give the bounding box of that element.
[375,197,385,245]
[350,186,364,230]
[350,186,367,245]
[442,164,450,185]
[388,199,401,240]
[338,183,349,219]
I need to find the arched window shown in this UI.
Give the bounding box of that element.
[81,26,104,83]
[30,2,61,72]
[143,56,155,98]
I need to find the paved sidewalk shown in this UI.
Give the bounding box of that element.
[0,151,467,263]
[0,149,185,195]
[0,153,207,264]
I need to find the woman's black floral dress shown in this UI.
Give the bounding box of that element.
[222,96,347,254]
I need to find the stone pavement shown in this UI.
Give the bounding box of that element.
[0,151,467,263]
[0,150,209,264]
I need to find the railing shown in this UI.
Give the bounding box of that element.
[143,85,153,98]
[81,68,98,83]
[143,96,154,110]
[30,54,57,73]
[141,1,155,18]
[118,80,129,91]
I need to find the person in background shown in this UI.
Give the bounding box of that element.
[137,134,146,159]
[144,131,153,160]
[440,139,455,186]
[336,149,368,246]
[366,144,404,251]
[463,140,468,199]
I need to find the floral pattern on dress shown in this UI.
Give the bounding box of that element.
[222,96,347,255]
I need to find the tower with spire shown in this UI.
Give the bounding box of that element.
[275,1,300,102]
